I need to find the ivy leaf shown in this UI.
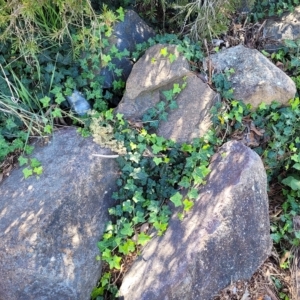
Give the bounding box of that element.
[132,211,146,224]
[120,222,134,236]
[282,176,300,191]
[40,96,51,108]
[160,47,168,57]
[23,167,33,179]
[55,93,65,105]
[137,232,151,246]
[44,125,52,134]
[33,166,43,175]
[178,176,190,188]
[169,100,178,110]
[30,158,41,168]
[18,156,28,166]
[170,192,183,207]
[293,163,300,170]
[258,102,267,110]
[24,145,34,155]
[118,239,135,255]
[110,45,119,55]
[187,188,198,199]
[122,200,134,213]
[117,7,125,21]
[101,54,111,65]
[183,199,194,212]
[102,249,122,270]
[153,157,163,165]
[152,144,163,154]
[162,90,173,101]
[51,107,62,118]
[154,221,168,236]
[168,53,176,63]
[172,83,181,94]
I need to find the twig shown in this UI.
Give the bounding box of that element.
[92,154,119,158]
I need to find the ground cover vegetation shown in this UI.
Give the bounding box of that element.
[1,0,300,299]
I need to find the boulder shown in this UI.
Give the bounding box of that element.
[157,74,219,143]
[205,45,296,108]
[119,140,272,300]
[99,10,156,88]
[0,128,119,300]
[116,44,191,119]
[263,6,300,52]
[116,44,217,143]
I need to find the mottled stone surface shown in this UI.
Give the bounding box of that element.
[263,6,300,52]
[99,10,155,88]
[157,74,219,143]
[205,45,296,108]
[119,141,272,300]
[116,44,191,119]
[116,44,217,142]
[0,128,119,300]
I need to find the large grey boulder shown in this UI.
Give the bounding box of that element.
[116,44,217,143]
[0,128,119,300]
[99,10,156,88]
[205,45,296,108]
[119,140,272,300]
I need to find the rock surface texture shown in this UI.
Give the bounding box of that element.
[263,6,300,52]
[119,140,272,300]
[116,44,218,143]
[0,128,118,300]
[99,10,155,88]
[206,44,296,108]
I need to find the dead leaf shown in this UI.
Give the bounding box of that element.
[250,122,265,137]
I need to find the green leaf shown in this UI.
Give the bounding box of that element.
[30,158,41,168]
[51,107,63,118]
[183,199,194,212]
[102,249,122,270]
[24,145,34,155]
[258,102,267,110]
[168,53,176,63]
[162,90,173,101]
[178,176,190,188]
[18,156,28,166]
[293,163,300,170]
[118,239,135,255]
[117,7,125,21]
[160,47,168,57]
[33,166,43,175]
[40,96,51,108]
[23,167,33,179]
[284,39,298,48]
[172,83,181,94]
[137,232,151,246]
[55,93,65,105]
[44,125,52,134]
[187,188,198,199]
[102,54,111,65]
[170,192,183,207]
[177,212,184,220]
[153,157,163,165]
[152,144,163,154]
[120,223,134,236]
[282,176,300,191]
